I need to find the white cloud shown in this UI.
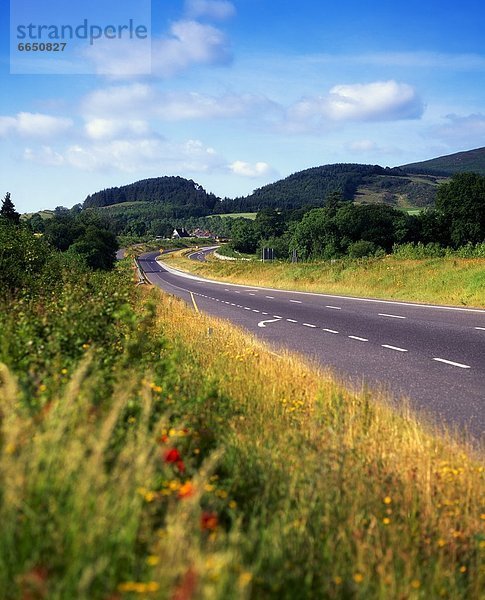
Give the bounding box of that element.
[82,84,277,123]
[152,20,232,77]
[300,51,485,71]
[432,113,485,144]
[84,119,151,140]
[229,160,273,178]
[185,0,236,20]
[0,112,73,139]
[23,146,65,166]
[23,137,224,174]
[347,140,379,153]
[83,16,231,80]
[83,39,151,78]
[288,81,423,129]
[82,84,155,118]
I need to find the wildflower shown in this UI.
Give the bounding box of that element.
[146,556,159,566]
[411,580,421,589]
[333,576,342,585]
[201,511,218,531]
[228,500,237,509]
[238,572,252,588]
[383,496,392,505]
[437,539,446,548]
[459,566,467,573]
[353,573,364,583]
[144,491,156,503]
[39,384,47,393]
[61,368,68,375]
[82,343,90,350]
[164,448,182,463]
[382,517,391,525]
[178,481,195,499]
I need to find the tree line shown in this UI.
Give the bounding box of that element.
[228,173,485,259]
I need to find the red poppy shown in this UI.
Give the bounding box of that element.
[176,460,186,473]
[200,512,218,531]
[164,448,182,463]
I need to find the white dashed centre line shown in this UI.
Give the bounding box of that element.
[287,319,298,323]
[348,336,368,342]
[379,313,406,320]
[382,344,408,352]
[248,293,256,296]
[289,300,302,304]
[322,328,339,334]
[265,296,274,299]
[252,310,260,313]
[326,306,341,310]
[475,327,485,331]
[273,315,282,319]
[303,323,317,328]
[433,358,471,369]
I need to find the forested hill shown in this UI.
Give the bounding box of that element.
[224,164,416,212]
[83,176,220,214]
[400,147,485,176]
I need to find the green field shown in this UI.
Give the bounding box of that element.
[210,212,257,220]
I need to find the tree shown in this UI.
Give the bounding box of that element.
[68,225,119,270]
[435,173,485,247]
[230,220,259,254]
[1,193,21,224]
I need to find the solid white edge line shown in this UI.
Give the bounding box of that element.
[433,358,471,369]
[379,313,406,319]
[382,344,408,352]
[156,259,485,313]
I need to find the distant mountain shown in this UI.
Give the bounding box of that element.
[83,176,219,217]
[400,147,485,176]
[80,148,485,220]
[224,163,443,212]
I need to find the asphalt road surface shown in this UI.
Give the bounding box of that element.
[138,250,485,440]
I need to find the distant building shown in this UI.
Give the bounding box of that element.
[190,228,213,239]
[172,228,190,239]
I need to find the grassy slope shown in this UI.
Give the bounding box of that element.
[164,252,485,308]
[1,264,484,598]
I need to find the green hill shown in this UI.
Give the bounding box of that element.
[83,176,220,218]
[400,147,485,176]
[225,163,443,212]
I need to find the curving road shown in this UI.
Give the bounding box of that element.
[138,250,485,440]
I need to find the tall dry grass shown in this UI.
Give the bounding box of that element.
[164,252,485,307]
[0,277,483,599]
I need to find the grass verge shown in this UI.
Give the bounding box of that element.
[164,252,485,308]
[0,264,483,598]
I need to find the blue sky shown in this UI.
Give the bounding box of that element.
[1,0,485,212]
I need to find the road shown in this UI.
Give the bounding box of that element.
[186,246,220,262]
[138,250,485,440]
